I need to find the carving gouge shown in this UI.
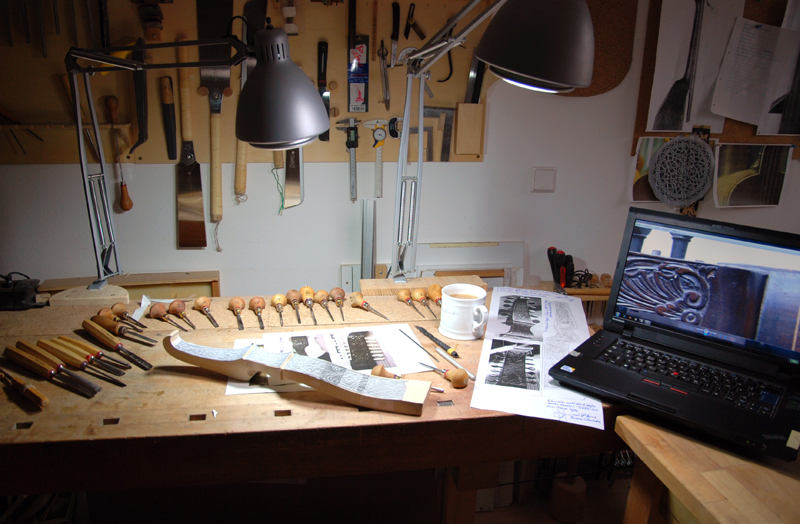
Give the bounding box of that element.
[112,302,148,330]
[82,319,153,371]
[271,294,286,327]
[329,287,346,320]
[419,362,468,388]
[286,290,303,324]
[300,286,318,325]
[314,290,335,321]
[249,297,266,330]
[415,326,459,358]
[148,303,187,332]
[193,296,219,327]
[169,300,196,329]
[4,345,98,398]
[350,292,389,321]
[36,339,126,387]
[98,307,143,332]
[13,341,102,395]
[57,335,132,370]
[0,364,49,407]
[228,297,245,330]
[52,338,127,377]
[92,314,159,344]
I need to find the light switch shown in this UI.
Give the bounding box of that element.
[531,166,557,193]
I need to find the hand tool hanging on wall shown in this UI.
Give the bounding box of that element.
[271,294,287,326]
[336,118,360,202]
[34,0,46,57]
[169,299,196,329]
[423,106,454,162]
[138,0,164,41]
[160,77,177,160]
[363,119,387,198]
[0,364,49,408]
[377,41,389,110]
[176,38,208,248]
[20,0,31,43]
[403,3,425,40]
[3,0,12,47]
[350,292,389,320]
[60,74,100,162]
[317,41,330,141]
[284,148,304,209]
[329,287,346,320]
[228,297,245,330]
[4,344,98,398]
[105,96,133,211]
[128,38,149,155]
[196,0,234,232]
[0,102,44,154]
[98,0,110,47]
[234,17,251,204]
[82,319,153,371]
[390,1,399,67]
[193,296,218,327]
[249,297,266,330]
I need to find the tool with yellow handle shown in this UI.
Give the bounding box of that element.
[0,364,49,408]
[271,294,287,327]
[228,297,245,330]
[193,296,218,328]
[249,297,266,330]
[14,341,102,395]
[92,315,159,345]
[82,319,153,371]
[36,339,126,388]
[412,288,436,318]
[397,289,424,318]
[299,286,318,325]
[50,337,126,377]
[98,307,143,332]
[426,284,442,308]
[350,292,390,321]
[371,364,400,379]
[419,362,469,389]
[57,335,131,371]
[314,290,335,321]
[4,345,98,398]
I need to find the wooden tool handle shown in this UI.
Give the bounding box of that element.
[371,364,400,379]
[4,346,53,379]
[396,289,411,302]
[36,339,84,368]
[329,287,345,301]
[111,302,129,317]
[271,294,287,307]
[91,315,123,335]
[426,285,442,302]
[210,112,222,223]
[16,340,63,369]
[0,366,49,407]
[194,296,211,310]
[98,308,117,320]
[176,38,193,142]
[148,303,167,320]
[411,289,427,302]
[83,319,122,350]
[160,76,174,104]
[313,290,329,304]
[249,297,266,310]
[168,300,186,316]
[228,297,245,311]
[57,336,98,357]
[286,290,301,304]
[349,292,365,307]
[299,286,314,302]
[105,96,119,125]
[235,139,247,197]
[119,182,133,211]
[444,368,469,389]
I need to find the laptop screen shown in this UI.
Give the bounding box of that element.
[607,209,800,370]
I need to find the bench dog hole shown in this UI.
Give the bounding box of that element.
[103,418,120,426]
[189,414,207,421]
[274,409,292,417]
[14,422,33,430]
[437,400,455,407]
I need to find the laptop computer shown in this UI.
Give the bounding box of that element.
[549,207,800,461]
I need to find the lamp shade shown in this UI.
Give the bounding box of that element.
[235,27,330,149]
[475,0,595,93]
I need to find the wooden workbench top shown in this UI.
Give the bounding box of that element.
[0,293,626,495]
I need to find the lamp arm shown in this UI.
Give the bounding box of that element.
[412,0,508,76]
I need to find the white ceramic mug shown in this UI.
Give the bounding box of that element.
[438,284,489,340]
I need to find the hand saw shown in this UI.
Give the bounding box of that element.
[196,0,233,224]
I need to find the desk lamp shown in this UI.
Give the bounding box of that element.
[388,0,595,282]
[62,24,328,301]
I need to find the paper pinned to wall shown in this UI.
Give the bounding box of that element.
[711,18,800,127]
[469,287,604,430]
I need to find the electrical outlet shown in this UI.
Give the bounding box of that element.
[531,166,557,193]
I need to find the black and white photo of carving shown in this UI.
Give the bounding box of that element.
[485,339,540,390]
[497,294,543,341]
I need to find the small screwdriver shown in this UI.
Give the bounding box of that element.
[412,289,436,318]
[299,286,318,325]
[286,290,303,324]
[314,289,335,321]
[111,302,148,329]
[149,303,188,333]
[97,307,144,332]
[92,314,159,345]
[249,297,266,330]
[193,296,219,328]
[350,292,390,321]
[427,284,443,308]
[271,294,287,326]
[419,362,469,388]
[397,289,425,318]
[228,297,246,330]
[169,300,196,329]
[329,287,346,320]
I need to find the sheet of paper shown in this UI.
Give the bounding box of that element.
[758,1,800,135]
[469,287,604,430]
[711,18,800,127]
[225,324,436,395]
[646,0,741,133]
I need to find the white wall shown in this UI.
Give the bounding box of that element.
[2,0,799,296]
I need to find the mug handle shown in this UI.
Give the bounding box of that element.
[472,305,489,337]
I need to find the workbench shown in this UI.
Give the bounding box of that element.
[616,415,800,524]
[0,289,627,523]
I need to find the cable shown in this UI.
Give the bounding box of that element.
[272,165,285,215]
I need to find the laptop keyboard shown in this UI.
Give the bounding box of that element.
[597,340,782,417]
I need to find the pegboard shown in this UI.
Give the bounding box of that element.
[632,0,800,159]
[0,0,637,165]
